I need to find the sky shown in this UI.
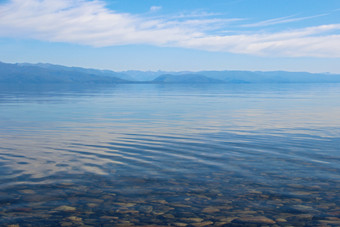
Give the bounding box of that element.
[0,0,340,73]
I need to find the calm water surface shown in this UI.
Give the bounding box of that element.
[0,83,339,226]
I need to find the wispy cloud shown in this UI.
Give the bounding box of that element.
[0,0,339,58]
[178,24,340,57]
[166,11,224,19]
[242,14,328,28]
[149,6,162,12]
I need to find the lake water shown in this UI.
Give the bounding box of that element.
[0,83,339,226]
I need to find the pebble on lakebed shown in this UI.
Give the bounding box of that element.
[235,216,276,224]
[54,205,77,212]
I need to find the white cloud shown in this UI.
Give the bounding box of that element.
[150,6,162,12]
[0,0,339,58]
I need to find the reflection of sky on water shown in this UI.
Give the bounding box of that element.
[1,84,340,136]
[0,83,340,186]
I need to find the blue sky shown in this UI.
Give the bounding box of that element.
[0,0,339,73]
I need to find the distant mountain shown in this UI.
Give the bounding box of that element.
[197,70,340,83]
[153,74,224,83]
[1,61,340,84]
[152,71,340,83]
[0,62,130,83]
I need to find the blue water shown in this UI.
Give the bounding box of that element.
[0,83,339,226]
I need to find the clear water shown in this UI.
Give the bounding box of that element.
[0,83,339,226]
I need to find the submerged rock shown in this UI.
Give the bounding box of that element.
[291,205,318,212]
[117,209,139,214]
[86,203,98,208]
[172,203,191,208]
[115,202,136,207]
[181,218,204,223]
[19,190,35,194]
[67,216,82,222]
[202,207,220,213]
[174,223,188,227]
[152,199,168,204]
[276,218,287,222]
[55,205,76,212]
[192,221,214,226]
[291,191,314,196]
[236,216,276,224]
[219,217,238,223]
[100,216,119,220]
[163,213,175,219]
[214,222,228,226]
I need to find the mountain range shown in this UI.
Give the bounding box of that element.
[1,61,340,84]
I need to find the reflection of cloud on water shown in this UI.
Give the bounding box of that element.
[0,83,340,188]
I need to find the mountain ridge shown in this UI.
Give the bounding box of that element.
[1,61,340,84]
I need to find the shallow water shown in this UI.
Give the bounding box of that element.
[0,83,339,226]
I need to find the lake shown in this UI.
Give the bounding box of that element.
[0,83,339,226]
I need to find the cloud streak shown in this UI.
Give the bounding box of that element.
[241,14,328,28]
[0,0,339,57]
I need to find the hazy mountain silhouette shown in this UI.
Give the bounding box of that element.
[0,62,129,83]
[1,61,340,84]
